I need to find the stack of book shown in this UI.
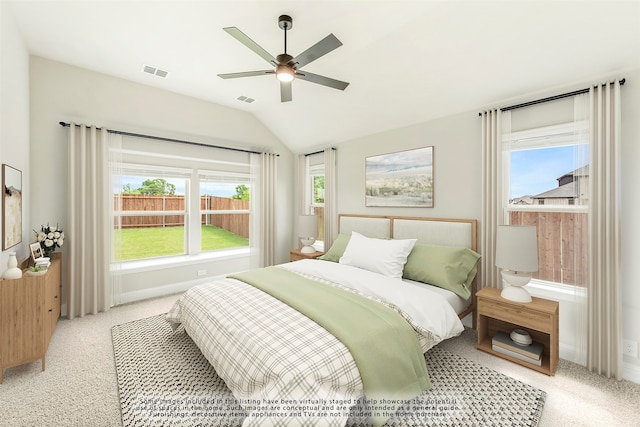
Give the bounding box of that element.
[492,330,543,366]
[34,257,51,271]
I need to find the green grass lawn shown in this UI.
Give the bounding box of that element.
[114,225,248,261]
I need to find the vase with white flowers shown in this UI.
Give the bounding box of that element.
[34,224,65,259]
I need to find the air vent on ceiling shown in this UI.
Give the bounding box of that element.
[142,65,169,78]
[237,96,255,104]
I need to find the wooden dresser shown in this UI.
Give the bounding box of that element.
[0,253,62,383]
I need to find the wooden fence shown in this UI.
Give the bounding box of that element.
[509,211,587,287]
[116,195,249,238]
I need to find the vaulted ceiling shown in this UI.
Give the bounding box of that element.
[6,1,640,153]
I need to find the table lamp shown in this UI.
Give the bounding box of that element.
[495,225,539,303]
[297,215,318,254]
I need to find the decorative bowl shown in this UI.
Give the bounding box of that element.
[510,328,532,346]
[25,269,47,276]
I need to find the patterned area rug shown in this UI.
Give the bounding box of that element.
[112,315,545,427]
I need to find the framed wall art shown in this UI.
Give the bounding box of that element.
[365,146,433,207]
[2,164,23,249]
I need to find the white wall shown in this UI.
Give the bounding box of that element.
[331,68,640,382]
[28,56,294,302]
[335,110,482,220]
[0,3,31,269]
[619,69,640,381]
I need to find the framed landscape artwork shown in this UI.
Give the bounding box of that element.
[2,164,23,249]
[365,146,434,207]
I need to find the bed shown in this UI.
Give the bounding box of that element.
[166,214,479,427]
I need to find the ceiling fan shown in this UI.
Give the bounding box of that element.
[217,14,349,102]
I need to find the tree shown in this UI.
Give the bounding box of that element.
[121,183,140,194]
[314,176,325,203]
[129,178,176,195]
[231,184,250,200]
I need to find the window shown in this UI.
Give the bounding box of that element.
[114,169,189,261]
[200,173,250,253]
[309,164,325,244]
[504,118,589,287]
[112,137,252,262]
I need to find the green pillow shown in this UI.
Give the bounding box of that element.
[318,233,351,262]
[403,244,481,300]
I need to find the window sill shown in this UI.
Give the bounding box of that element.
[527,279,586,302]
[113,247,250,274]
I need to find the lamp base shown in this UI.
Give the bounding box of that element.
[300,238,316,254]
[500,286,532,303]
[500,270,533,303]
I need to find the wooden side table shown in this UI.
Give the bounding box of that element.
[476,287,559,375]
[289,249,325,262]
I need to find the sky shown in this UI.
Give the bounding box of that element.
[509,146,586,198]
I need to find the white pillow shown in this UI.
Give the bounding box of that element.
[339,231,417,278]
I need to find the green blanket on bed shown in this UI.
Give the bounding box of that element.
[229,266,430,427]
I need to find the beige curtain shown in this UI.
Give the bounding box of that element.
[297,154,310,215]
[323,148,337,250]
[250,152,278,267]
[587,81,622,379]
[67,124,114,319]
[480,110,505,290]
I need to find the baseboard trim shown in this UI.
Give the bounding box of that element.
[118,275,225,305]
[623,361,640,384]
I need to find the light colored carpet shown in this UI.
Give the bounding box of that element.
[1,293,639,426]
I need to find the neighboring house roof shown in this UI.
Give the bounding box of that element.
[563,165,589,178]
[532,165,589,200]
[557,165,589,185]
[532,182,577,199]
[510,196,533,205]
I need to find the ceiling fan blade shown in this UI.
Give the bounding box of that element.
[223,27,277,66]
[218,70,275,79]
[293,33,343,68]
[296,71,349,91]
[280,81,292,102]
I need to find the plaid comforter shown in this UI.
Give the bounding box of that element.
[166,263,460,426]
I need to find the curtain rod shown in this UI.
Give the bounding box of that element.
[478,78,626,116]
[58,122,278,156]
[304,147,337,157]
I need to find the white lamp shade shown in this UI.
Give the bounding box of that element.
[297,215,318,238]
[495,225,538,272]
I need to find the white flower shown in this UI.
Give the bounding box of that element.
[35,223,67,252]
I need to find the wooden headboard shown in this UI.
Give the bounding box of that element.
[338,214,478,327]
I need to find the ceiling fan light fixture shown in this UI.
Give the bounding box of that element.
[218,14,348,102]
[275,64,295,82]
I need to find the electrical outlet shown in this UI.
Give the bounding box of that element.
[623,340,638,358]
[197,269,207,277]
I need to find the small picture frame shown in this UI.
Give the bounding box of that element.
[30,242,44,262]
